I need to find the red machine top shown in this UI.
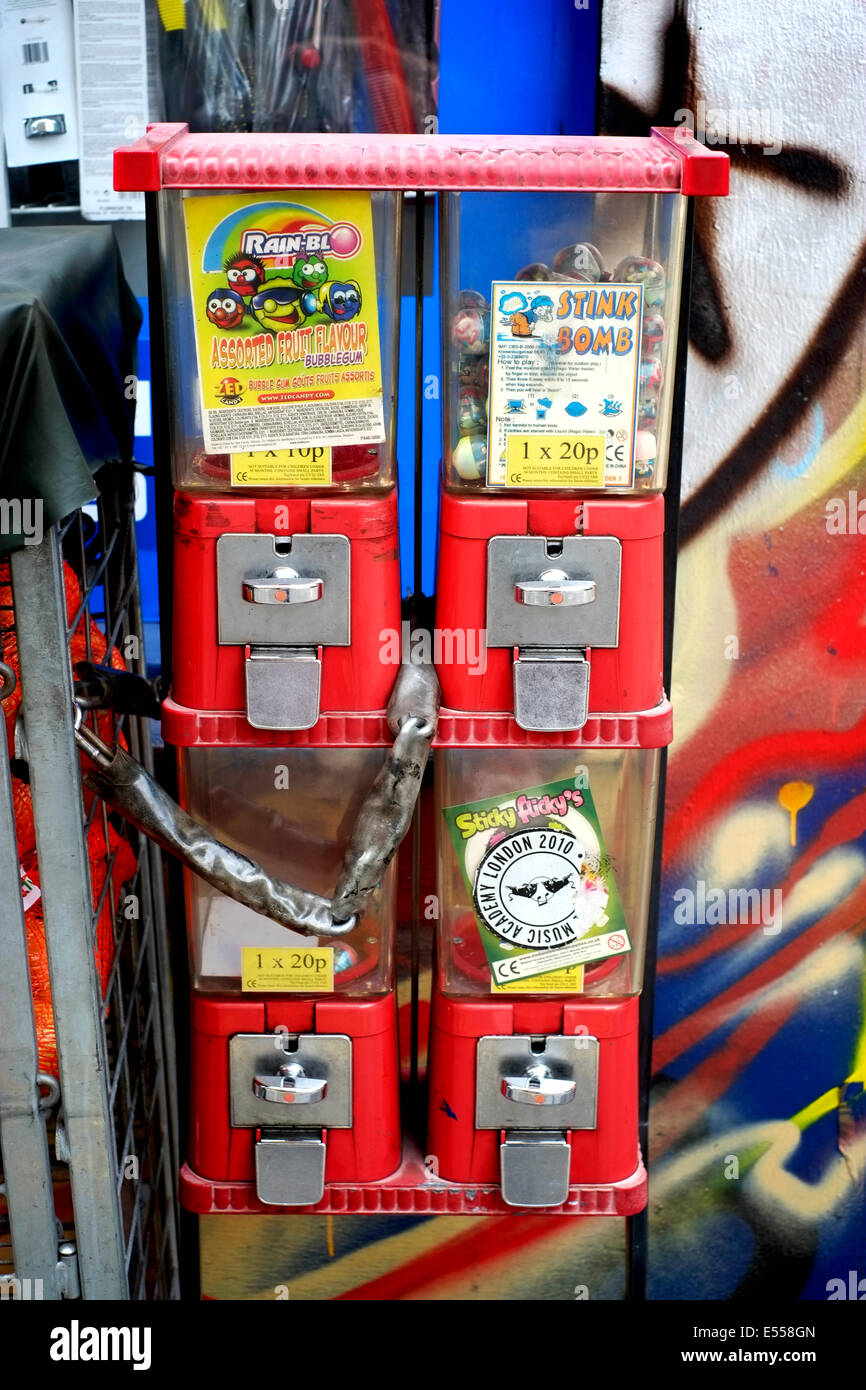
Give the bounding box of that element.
[114,126,729,198]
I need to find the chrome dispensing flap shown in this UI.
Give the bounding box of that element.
[499,1132,572,1208]
[244,645,321,731]
[255,1132,327,1207]
[476,1035,599,1131]
[513,648,590,732]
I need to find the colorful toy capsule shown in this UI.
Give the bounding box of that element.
[515,262,552,281]
[457,386,487,434]
[552,241,605,281]
[514,263,574,283]
[613,256,666,308]
[642,312,665,356]
[638,399,658,427]
[638,355,663,398]
[452,304,490,355]
[634,429,656,484]
[452,435,488,481]
[458,354,489,393]
[457,288,489,311]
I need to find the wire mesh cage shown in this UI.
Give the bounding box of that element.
[0,463,180,1301]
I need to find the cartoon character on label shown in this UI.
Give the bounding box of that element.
[291,256,329,293]
[317,280,363,321]
[505,293,554,339]
[472,816,609,950]
[249,279,307,333]
[205,288,246,330]
[224,253,266,299]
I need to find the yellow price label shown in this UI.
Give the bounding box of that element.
[231,447,332,487]
[242,945,334,993]
[504,434,605,488]
[492,964,585,994]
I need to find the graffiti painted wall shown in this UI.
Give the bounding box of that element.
[600,0,866,1300]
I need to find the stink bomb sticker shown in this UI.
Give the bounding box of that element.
[443,777,631,992]
[184,192,385,455]
[487,280,643,488]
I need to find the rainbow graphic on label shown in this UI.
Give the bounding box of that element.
[184,192,385,455]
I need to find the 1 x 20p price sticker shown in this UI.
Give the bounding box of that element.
[242,946,334,993]
[504,433,605,488]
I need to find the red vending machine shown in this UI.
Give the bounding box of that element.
[428,130,728,1209]
[114,127,727,1223]
[116,126,409,1208]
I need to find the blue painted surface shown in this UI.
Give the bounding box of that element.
[135,0,601,612]
[406,0,601,593]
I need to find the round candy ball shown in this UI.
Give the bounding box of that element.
[451,436,488,481]
[552,242,604,281]
[452,306,490,354]
[613,256,666,308]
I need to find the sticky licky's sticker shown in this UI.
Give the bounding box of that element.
[443,776,631,993]
[184,192,385,456]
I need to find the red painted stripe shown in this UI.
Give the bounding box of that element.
[333,1214,576,1300]
[663,716,866,869]
[651,994,800,1157]
[659,790,866,975]
[653,880,866,1071]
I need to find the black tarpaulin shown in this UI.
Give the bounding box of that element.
[0,226,141,553]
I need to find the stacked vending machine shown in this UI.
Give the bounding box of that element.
[428,131,727,1210]
[117,126,411,1208]
[114,128,726,1223]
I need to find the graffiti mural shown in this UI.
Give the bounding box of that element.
[599,0,866,1300]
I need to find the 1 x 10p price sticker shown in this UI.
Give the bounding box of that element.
[231,447,332,487]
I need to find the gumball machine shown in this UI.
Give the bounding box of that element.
[114,126,410,1208]
[114,126,727,1223]
[429,129,728,1209]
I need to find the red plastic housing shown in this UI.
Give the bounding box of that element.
[427,988,640,1191]
[172,491,401,715]
[188,993,401,1190]
[179,1141,646,1216]
[435,493,664,714]
[114,125,728,197]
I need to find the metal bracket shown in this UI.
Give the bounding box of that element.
[229,1033,352,1131]
[57,1240,82,1298]
[476,1035,599,1132]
